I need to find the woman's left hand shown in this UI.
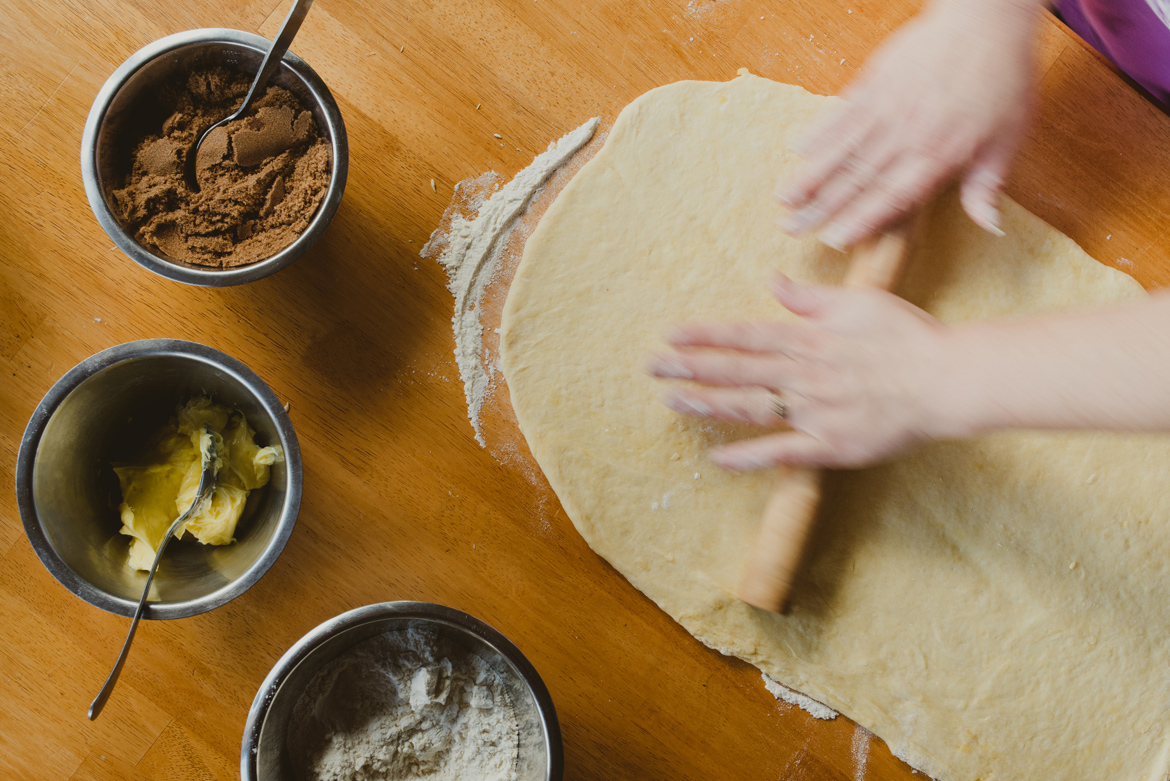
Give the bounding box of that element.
[647,275,957,470]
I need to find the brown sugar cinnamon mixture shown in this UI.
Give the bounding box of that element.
[113,67,331,268]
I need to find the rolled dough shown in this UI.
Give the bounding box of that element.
[500,73,1170,780]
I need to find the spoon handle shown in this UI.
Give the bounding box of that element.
[238,0,315,116]
[87,515,186,720]
[89,429,218,720]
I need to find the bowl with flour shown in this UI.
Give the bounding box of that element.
[242,602,563,781]
[81,28,348,286]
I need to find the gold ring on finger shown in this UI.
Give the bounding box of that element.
[767,391,788,421]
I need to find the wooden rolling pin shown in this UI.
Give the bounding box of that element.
[736,217,921,614]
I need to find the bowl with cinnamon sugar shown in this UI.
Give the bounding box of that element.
[82,28,348,286]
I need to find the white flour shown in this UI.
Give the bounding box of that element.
[422,117,600,446]
[851,723,872,781]
[761,672,838,720]
[288,626,519,781]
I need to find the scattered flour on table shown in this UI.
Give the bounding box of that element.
[852,723,872,780]
[422,117,600,446]
[288,626,519,781]
[762,672,838,720]
[685,0,738,18]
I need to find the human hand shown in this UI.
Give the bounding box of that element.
[648,275,957,470]
[777,0,1040,248]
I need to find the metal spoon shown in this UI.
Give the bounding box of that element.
[184,0,315,191]
[88,428,219,720]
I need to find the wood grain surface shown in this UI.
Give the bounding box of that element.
[3,1,1170,779]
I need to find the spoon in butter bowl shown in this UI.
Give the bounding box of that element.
[184,0,315,192]
[88,427,220,720]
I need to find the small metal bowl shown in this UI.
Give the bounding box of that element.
[242,602,564,781]
[81,29,349,286]
[15,339,302,619]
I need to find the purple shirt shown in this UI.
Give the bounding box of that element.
[1055,0,1170,105]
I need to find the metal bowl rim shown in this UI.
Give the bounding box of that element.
[240,601,565,781]
[80,28,350,287]
[14,338,303,619]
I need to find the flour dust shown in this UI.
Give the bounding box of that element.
[762,672,838,720]
[287,625,519,781]
[422,117,598,448]
[852,723,872,780]
[423,118,611,538]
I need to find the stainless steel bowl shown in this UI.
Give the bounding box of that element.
[15,339,302,619]
[81,29,349,286]
[242,602,564,781]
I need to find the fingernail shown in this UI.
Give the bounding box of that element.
[818,223,851,251]
[783,207,823,235]
[649,355,692,379]
[775,185,797,208]
[664,326,687,345]
[711,448,769,472]
[792,134,813,157]
[664,392,711,416]
[769,274,795,296]
[971,201,1005,237]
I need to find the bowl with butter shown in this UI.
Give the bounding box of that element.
[15,339,301,619]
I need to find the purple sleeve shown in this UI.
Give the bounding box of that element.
[1054,0,1170,105]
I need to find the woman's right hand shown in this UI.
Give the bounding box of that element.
[649,275,958,470]
[777,0,1041,249]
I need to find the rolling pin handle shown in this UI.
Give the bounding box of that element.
[843,219,916,291]
[736,468,825,614]
[737,213,923,615]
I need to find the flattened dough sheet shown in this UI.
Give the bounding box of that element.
[501,73,1170,780]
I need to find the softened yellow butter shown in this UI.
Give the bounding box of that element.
[114,397,283,570]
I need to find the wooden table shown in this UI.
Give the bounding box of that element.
[3,1,1170,779]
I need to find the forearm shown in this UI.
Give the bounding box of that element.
[922,0,1045,58]
[927,0,1045,26]
[931,292,1170,436]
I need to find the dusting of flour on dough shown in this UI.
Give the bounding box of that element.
[762,673,838,720]
[423,118,600,446]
